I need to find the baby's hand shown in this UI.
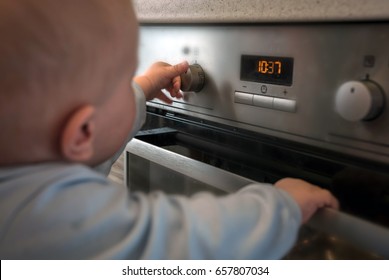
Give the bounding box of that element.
[134,61,189,103]
[275,178,339,224]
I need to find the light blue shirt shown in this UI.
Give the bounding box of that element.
[0,85,301,259]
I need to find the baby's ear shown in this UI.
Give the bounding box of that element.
[60,105,96,162]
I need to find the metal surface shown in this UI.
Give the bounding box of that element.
[137,23,389,165]
[126,138,254,193]
[308,208,389,259]
[125,138,389,259]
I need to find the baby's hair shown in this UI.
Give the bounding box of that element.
[0,0,133,105]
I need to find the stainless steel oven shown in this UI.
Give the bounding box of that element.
[125,22,389,259]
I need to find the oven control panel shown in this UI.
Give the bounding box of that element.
[136,23,389,164]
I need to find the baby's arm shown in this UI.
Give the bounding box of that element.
[94,62,188,175]
[134,61,189,103]
[275,178,339,224]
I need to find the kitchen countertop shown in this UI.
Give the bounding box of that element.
[132,0,389,23]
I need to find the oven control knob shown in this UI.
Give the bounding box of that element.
[335,80,385,122]
[180,64,205,92]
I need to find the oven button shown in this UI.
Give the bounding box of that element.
[253,95,274,109]
[273,98,297,112]
[335,80,384,121]
[180,64,205,92]
[235,91,253,105]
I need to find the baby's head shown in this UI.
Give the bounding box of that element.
[0,0,138,167]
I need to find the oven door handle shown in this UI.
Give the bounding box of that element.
[126,138,256,193]
[126,138,389,258]
[308,207,389,259]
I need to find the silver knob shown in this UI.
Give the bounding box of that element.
[180,64,205,92]
[335,80,385,122]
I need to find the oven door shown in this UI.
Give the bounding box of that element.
[125,135,389,260]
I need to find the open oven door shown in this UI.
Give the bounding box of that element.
[125,138,389,260]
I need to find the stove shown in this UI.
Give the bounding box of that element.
[125,22,389,259]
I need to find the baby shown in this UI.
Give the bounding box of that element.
[0,0,338,259]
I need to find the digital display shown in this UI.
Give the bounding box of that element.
[240,55,294,86]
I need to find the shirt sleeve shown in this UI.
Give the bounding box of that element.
[93,82,146,176]
[0,164,302,260]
